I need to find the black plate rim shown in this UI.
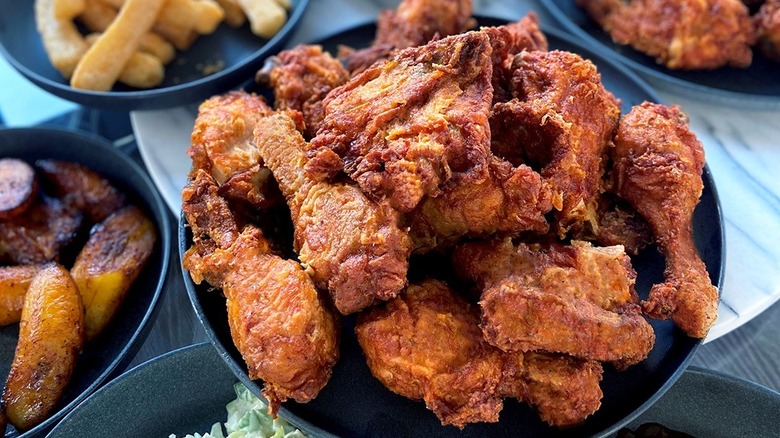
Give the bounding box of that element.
[0,126,171,438]
[541,0,780,109]
[179,19,725,438]
[0,0,309,111]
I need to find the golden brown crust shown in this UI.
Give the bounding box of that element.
[374,0,475,49]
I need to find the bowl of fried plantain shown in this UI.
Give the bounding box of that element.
[0,127,171,437]
[0,0,308,110]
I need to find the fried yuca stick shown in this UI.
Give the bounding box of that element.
[236,0,286,38]
[53,0,86,19]
[85,33,164,88]
[79,0,175,64]
[71,0,165,91]
[216,0,246,27]
[35,0,89,78]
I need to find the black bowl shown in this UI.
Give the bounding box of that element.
[46,343,238,438]
[180,19,725,438]
[541,0,780,109]
[0,0,308,110]
[0,127,171,437]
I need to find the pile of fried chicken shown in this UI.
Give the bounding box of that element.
[181,0,718,430]
[577,0,780,69]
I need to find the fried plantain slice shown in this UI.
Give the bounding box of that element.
[0,159,37,220]
[0,265,46,327]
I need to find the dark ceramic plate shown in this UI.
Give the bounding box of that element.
[541,0,780,108]
[0,0,308,110]
[612,367,780,437]
[46,343,237,438]
[0,127,170,437]
[181,18,725,438]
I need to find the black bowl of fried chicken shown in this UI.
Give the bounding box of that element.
[0,127,170,437]
[179,1,724,437]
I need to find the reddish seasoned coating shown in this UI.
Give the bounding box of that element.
[613,102,718,338]
[493,50,621,237]
[188,91,281,210]
[480,278,655,366]
[0,194,83,265]
[256,45,350,139]
[36,159,126,223]
[755,0,780,62]
[182,170,339,413]
[577,0,756,69]
[308,30,494,212]
[409,157,552,251]
[375,0,475,49]
[253,111,411,315]
[0,159,37,219]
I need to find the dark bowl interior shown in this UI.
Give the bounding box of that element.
[0,0,308,110]
[46,343,238,438]
[0,127,171,437]
[542,0,780,108]
[180,18,725,438]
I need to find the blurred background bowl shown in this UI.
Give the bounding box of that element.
[0,127,170,437]
[0,0,308,110]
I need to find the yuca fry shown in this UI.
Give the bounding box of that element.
[216,0,246,27]
[273,0,290,10]
[2,263,84,432]
[53,0,86,19]
[79,0,175,64]
[236,0,286,38]
[190,0,225,34]
[85,33,164,88]
[71,0,165,91]
[35,0,89,78]
[103,0,225,35]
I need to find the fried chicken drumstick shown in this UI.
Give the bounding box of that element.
[613,102,718,338]
[356,279,603,428]
[182,169,339,414]
[253,110,412,315]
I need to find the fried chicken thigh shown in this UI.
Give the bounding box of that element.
[577,0,756,69]
[188,91,281,210]
[256,45,350,139]
[492,50,621,237]
[182,169,339,413]
[613,102,718,338]
[356,279,604,428]
[308,30,494,212]
[253,111,412,315]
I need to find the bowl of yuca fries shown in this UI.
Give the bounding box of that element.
[0,127,171,437]
[0,0,308,110]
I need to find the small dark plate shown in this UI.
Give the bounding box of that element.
[613,367,780,437]
[0,127,170,437]
[181,18,725,438]
[541,0,780,108]
[0,0,308,110]
[46,343,237,438]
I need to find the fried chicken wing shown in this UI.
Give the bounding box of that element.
[256,45,349,139]
[613,102,718,338]
[577,0,756,69]
[356,279,604,428]
[253,111,412,315]
[493,50,621,237]
[308,30,494,212]
[755,0,780,62]
[188,91,282,210]
[182,169,339,413]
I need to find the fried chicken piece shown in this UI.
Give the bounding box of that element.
[188,91,282,210]
[308,30,494,212]
[253,111,412,315]
[613,102,718,338]
[0,194,83,265]
[492,50,621,237]
[182,169,339,413]
[375,0,475,49]
[481,278,654,366]
[577,0,756,69]
[755,0,780,62]
[356,279,604,428]
[577,193,654,255]
[409,157,552,251]
[256,45,349,139]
